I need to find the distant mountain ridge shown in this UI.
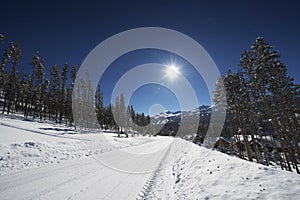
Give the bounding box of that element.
[151,105,212,125]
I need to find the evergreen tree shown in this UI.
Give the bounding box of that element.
[70,66,77,127]
[212,76,226,111]
[119,93,126,132]
[126,105,132,132]
[59,63,69,123]
[3,42,21,114]
[36,61,45,119]
[95,83,105,129]
[222,37,300,173]
[49,64,60,122]
[0,43,10,109]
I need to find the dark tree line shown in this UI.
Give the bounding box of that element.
[0,35,150,134]
[213,38,300,173]
[0,38,77,125]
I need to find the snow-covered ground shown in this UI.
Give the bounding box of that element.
[1,115,300,199]
[0,115,155,175]
[149,140,300,199]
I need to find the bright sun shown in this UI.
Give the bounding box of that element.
[165,64,180,80]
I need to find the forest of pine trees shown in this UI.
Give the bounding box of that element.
[0,34,151,134]
[213,37,300,173]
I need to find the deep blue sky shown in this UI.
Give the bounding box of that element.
[1,0,300,115]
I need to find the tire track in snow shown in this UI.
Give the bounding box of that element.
[136,144,172,200]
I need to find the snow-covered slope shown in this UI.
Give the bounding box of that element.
[149,139,300,200]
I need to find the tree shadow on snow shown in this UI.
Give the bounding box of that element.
[0,122,90,142]
[39,127,75,133]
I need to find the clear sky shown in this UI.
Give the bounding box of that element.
[1,0,300,115]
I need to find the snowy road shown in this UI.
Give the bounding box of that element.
[2,116,300,200]
[0,137,174,200]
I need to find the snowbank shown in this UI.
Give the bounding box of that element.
[154,139,300,200]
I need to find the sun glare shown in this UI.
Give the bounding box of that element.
[165,64,180,80]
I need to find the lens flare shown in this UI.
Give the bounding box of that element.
[165,64,180,80]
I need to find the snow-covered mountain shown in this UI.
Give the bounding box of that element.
[151,105,212,125]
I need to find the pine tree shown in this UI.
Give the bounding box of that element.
[222,37,300,173]
[212,76,226,111]
[115,95,120,135]
[86,76,96,128]
[59,63,68,123]
[105,104,115,130]
[223,70,253,161]
[126,105,132,132]
[69,66,77,127]
[119,93,126,133]
[49,64,60,122]
[95,83,105,129]
[0,42,10,110]
[36,61,45,119]
[3,42,21,114]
